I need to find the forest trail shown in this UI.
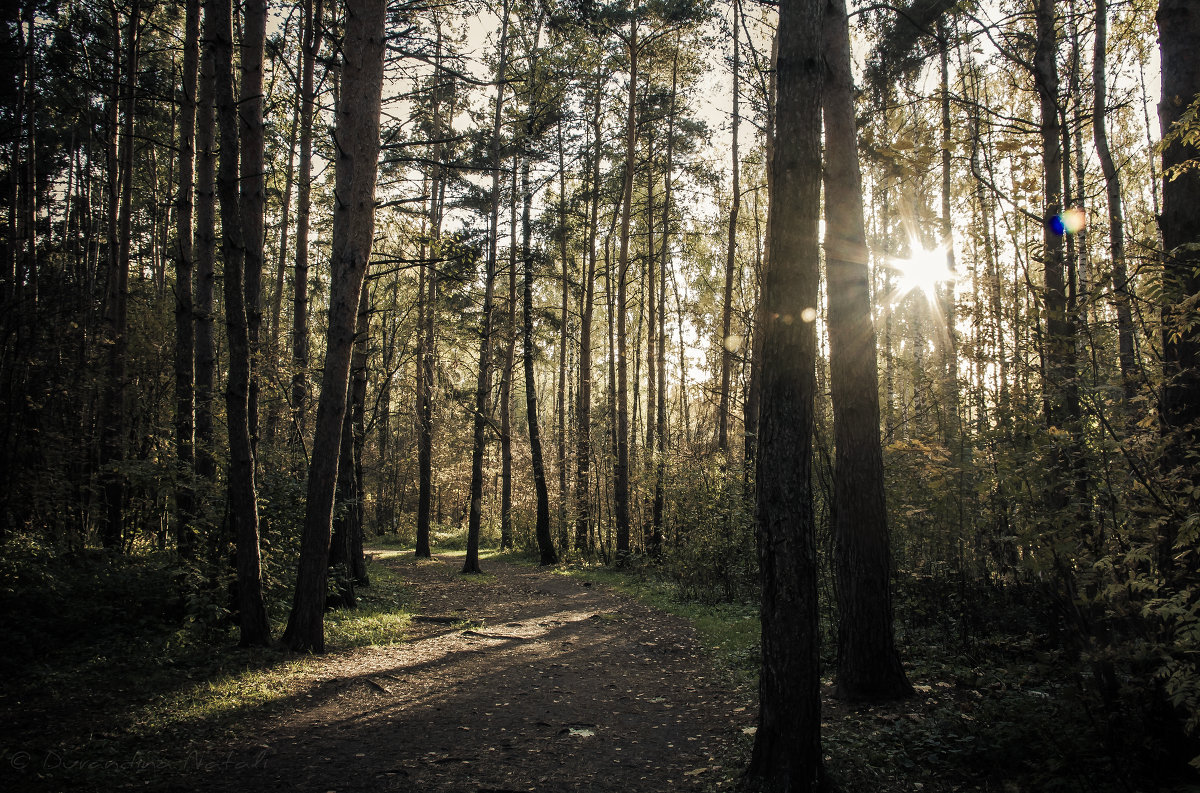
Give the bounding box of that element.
[183,551,755,792]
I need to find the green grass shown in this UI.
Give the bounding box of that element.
[0,540,418,792]
[324,555,415,646]
[551,561,761,681]
[1,535,1153,793]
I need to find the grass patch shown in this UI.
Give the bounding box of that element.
[324,558,414,647]
[0,540,416,793]
[554,561,760,680]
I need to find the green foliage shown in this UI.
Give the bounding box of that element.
[664,458,757,603]
[256,468,306,619]
[823,637,1123,793]
[0,549,414,791]
[0,534,187,672]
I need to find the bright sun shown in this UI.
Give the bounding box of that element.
[892,244,954,303]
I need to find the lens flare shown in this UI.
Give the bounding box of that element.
[1050,206,1087,236]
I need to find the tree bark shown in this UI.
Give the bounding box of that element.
[718,1,740,456]
[268,46,300,371]
[213,0,270,647]
[744,0,825,788]
[266,37,304,447]
[173,0,200,558]
[1093,0,1135,401]
[465,0,511,575]
[241,0,267,459]
[575,66,603,555]
[523,158,558,565]
[613,19,639,562]
[644,135,659,555]
[556,117,571,552]
[824,0,912,702]
[284,0,386,652]
[1157,0,1200,562]
[99,0,139,550]
[500,162,518,552]
[195,0,217,486]
[292,0,325,459]
[937,17,959,440]
[1034,0,1071,429]
[654,44,678,550]
[330,285,371,607]
[19,2,37,305]
[416,24,448,559]
[745,30,775,483]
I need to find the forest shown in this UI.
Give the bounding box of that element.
[2,0,1200,790]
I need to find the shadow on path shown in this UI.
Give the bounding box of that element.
[159,553,755,792]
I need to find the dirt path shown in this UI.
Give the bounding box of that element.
[180,552,755,792]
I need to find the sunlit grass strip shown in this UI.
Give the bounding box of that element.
[552,562,761,678]
[129,557,415,740]
[133,657,311,739]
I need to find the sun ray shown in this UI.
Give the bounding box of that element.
[892,242,955,305]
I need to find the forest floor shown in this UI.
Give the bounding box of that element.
[165,549,757,793]
[2,541,1152,793]
[3,548,757,792]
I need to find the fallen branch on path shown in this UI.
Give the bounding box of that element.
[461,629,529,641]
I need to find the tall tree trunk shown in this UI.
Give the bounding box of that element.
[673,266,692,445]
[556,117,571,552]
[523,158,558,565]
[415,224,431,551]
[213,0,270,647]
[575,68,602,554]
[745,30,775,481]
[500,162,517,552]
[1034,0,1071,429]
[416,25,447,559]
[173,0,200,558]
[937,17,959,440]
[718,1,740,456]
[1093,0,1135,401]
[654,44,678,548]
[1157,0,1200,566]
[195,1,217,486]
[606,224,619,558]
[330,285,371,607]
[329,378,359,609]
[283,0,386,652]
[464,0,511,575]
[18,2,37,306]
[266,46,302,447]
[5,11,19,301]
[613,20,639,562]
[350,296,369,586]
[644,135,659,555]
[269,51,300,367]
[824,0,912,703]
[744,0,825,787]
[292,0,325,459]
[99,0,139,550]
[241,0,266,459]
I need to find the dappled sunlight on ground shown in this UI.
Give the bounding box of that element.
[172,552,755,792]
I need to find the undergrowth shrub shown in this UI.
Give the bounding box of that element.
[0,533,183,671]
[666,459,757,603]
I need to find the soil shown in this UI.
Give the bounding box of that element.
[163,551,757,792]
